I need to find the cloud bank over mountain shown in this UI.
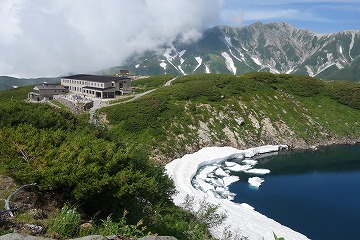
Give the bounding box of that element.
[0,0,221,77]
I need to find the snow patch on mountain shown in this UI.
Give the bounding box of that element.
[179,50,186,58]
[221,52,236,75]
[336,62,344,69]
[178,66,186,75]
[160,60,167,70]
[163,47,182,74]
[251,57,262,66]
[349,32,355,60]
[224,36,248,64]
[286,68,295,74]
[194,57,203,72]
[225,36,232,46]
[327,53,333,62]
[179,50,186,65]
[164,48,175,61]
[315,63,338,76]
[205,65,210,73]
[228,49,242,62]
[306,66,314,76]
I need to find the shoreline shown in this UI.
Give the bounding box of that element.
[165,145,310,240]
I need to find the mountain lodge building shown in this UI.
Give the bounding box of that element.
[28,83,68,101]
[60,74,131,99]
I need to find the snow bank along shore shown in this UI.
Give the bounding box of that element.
[166,145,309,240]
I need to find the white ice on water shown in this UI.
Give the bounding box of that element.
[246,168,271,175]
[248,176,264,188]
[166,145,309,240]
[242,159,258,165]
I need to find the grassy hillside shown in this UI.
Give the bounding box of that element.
[100,73,360,162]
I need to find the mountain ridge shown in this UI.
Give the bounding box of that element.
[117,22,360,81]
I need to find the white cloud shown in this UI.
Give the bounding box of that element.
[0,0,221,77]
[0,0,23,44]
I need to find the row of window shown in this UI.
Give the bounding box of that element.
[62,79,105,88]
[68,86,97,95]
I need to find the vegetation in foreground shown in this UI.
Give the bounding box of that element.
[0,72,359,239]
[0,87,216,239]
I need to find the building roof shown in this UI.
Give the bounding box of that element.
[35,84,66,90]
[61,74,129,83]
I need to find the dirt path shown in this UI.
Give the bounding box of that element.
[89,76,178,124]
[164,76,178,86]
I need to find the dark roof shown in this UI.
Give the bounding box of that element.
[35,84,66,90]
[61,74,129,83]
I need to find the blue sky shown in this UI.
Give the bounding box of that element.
[219,0,360,33]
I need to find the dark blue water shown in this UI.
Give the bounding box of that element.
[228,144,360,240]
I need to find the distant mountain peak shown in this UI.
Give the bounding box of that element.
[117,22,360,81]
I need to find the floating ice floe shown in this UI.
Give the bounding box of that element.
[225,163,252,172]
[245,168,271,175]
[242,159,258,165]
[214,167,229,177]
[248,177,265,188]
[223,176,240,187]
[224,161,236,167]
[192,165,237,200]
[192,146,275,201]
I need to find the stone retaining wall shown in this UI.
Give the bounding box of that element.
[56,96,93,114]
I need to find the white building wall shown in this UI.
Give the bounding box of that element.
[61,76,131,98]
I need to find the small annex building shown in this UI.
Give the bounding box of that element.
[28,83,68,101]
[61,74,131,99]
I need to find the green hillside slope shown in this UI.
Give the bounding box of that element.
[100,73,360,162]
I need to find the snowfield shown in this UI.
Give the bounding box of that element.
[166,145,309,240]
[221,52,237,75]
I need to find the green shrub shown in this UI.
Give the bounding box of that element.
[273,232,285,240]
[282,75,325,97]
[325,80,360,109]
[47,204,81,238]
[98,210,148,238]
[132,75,174,92]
